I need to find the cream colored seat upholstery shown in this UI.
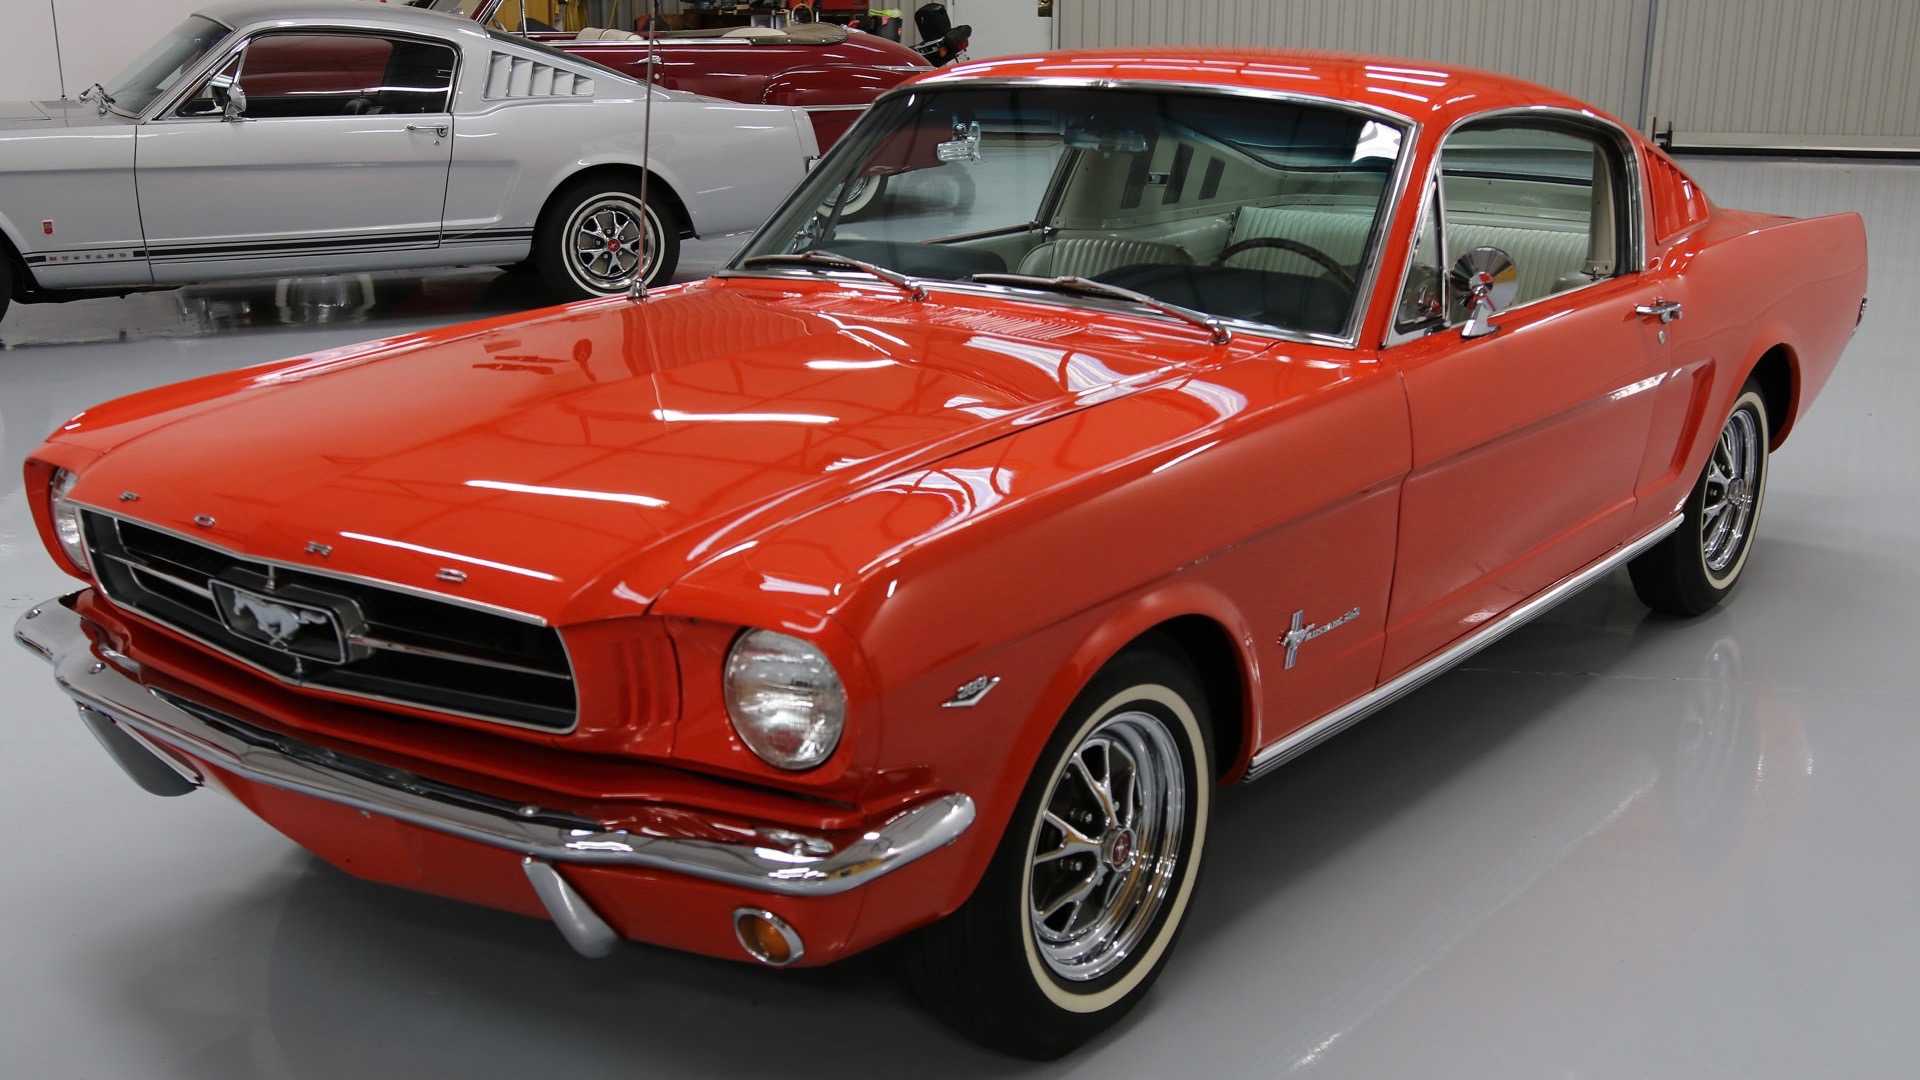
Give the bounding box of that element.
[1219,205,1371,277]
[1015,238,1192,279]
[576,28,642,41]
[722,26,784,37]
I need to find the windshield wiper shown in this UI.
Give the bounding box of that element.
[78,82,115,115]
[739,250,927,302]
[971,273,1231,345]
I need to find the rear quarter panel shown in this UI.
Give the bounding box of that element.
[442,91,813,243]
[1629,207,1867,534]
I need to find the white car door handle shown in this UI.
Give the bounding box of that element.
[406,123,449,138]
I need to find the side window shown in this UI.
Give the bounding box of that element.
[1435,123,1627,315]
[182,33,456,119]
[1396,179,1445,332]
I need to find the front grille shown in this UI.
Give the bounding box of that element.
[84,511,576,731]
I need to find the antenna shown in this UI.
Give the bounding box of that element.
[627,0,660,302]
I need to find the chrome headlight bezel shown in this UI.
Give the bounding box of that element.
[723,628,847,771]
[49,468,91,574]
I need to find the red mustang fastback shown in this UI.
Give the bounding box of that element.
[419,0,930,150]
[14,50,1867,1058]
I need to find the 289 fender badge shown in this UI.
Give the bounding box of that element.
[1280,606,1361,669]
[942,675,1001,708]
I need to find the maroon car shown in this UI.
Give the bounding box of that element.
[419,0,929,149]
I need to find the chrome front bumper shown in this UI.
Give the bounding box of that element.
[14,595,975,956]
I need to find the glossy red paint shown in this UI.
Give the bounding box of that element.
[19,50,1868,1000]
[511,26,928,147]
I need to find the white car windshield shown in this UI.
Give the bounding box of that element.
[734,85,1408,339]
[105,15,231,115]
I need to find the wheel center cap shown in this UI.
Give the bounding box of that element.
[1727,477,1749,509]
[607,238,622,253]
[1105,828,1136,871]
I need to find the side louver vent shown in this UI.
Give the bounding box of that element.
[484,53,595,99]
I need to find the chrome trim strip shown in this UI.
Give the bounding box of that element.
[1244,515,1683,782]
[76,502,550,625]
[15,597,975,897]
[348,631,571,680]
[101,551,215,599]
[522,858,620,957]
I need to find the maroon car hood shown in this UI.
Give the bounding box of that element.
[68,280,1254,622]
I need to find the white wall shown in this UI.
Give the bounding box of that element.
[0,0,208,102]
[946,0,1053,60]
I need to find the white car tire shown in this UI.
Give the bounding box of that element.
[911,641,1213,1059]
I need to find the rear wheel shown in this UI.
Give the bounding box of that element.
[911,643,1213,1059]
[0,253,13,323]
[534,178,682,300]
[1630,381,1771,615]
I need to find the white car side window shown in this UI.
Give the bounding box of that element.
[188,33,457,120]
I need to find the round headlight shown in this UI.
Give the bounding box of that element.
[724,629,846,771]
[49,468,91,573]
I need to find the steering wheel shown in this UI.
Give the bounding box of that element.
[1213,236,1356,293]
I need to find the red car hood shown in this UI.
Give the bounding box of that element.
[66,280,1259,623]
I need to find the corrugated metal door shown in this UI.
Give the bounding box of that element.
[1055,0,1920,150]
[1645,0,1920,151]
[1056,0,1654,124]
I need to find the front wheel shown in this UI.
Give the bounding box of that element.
[1630,380,1771,615]
[534,179,682,300]
[911,643,1213,1059]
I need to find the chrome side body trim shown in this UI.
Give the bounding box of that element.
[1244,515,1683,782]
[14,596,974,897]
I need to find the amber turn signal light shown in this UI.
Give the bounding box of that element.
[733,908,805,967]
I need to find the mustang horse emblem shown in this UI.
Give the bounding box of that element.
[226,593,331,648]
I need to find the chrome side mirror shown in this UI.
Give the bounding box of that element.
[209,70,248,122]
[1449,246,1517,339]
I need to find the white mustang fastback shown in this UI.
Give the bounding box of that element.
[0,0,820,321]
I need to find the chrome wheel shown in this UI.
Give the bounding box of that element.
[562,194,657,294]
[1629,381,1771,617]
[1027,708,1187,983]
[1702,403,1762,575]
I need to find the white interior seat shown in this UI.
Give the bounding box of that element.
[1016,237,1193,279]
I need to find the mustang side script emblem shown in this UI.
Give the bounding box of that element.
[208,572,370,667]
[1280,606,1361,669]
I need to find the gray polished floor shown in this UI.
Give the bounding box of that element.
[4,158,1918,1078]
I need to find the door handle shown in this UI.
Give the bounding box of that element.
[406,123,449,138]
[1634,299,1683,324]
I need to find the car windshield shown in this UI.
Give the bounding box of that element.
[104,15,231,115]
[733,85,1408,340]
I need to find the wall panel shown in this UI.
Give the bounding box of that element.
[1646,0,1920,150]
[1058,0,1653,125]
